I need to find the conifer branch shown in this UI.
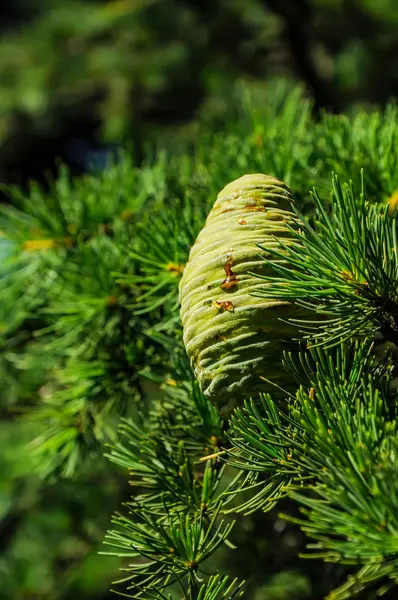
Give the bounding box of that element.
[3,85,398,599]
[254,173,398,348]
[227,339,398,596]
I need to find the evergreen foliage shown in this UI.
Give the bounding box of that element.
[255,173,398,346]
[2,83,398,599]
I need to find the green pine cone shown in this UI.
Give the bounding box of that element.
[179,173,303,414]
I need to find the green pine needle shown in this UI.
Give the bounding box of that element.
[254,173,398,348]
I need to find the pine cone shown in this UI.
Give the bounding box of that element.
[179,173,303,414]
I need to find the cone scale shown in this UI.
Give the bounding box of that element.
[179,174,301,414]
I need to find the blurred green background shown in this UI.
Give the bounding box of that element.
[2,0,398,185]
[1,1,398,599]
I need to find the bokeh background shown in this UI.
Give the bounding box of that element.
[1,1,398,599]
[2,0,398,186]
